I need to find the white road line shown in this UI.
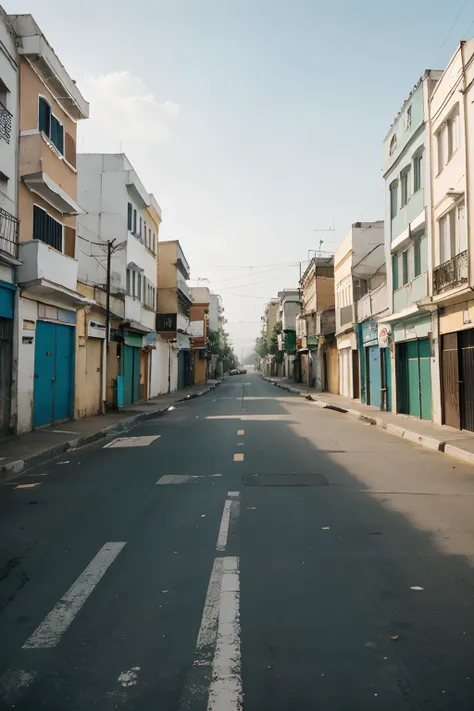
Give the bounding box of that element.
[104,435,160,448]
[216,500,233,552]
[227,491,240,498]
[196,557,224,656]
[207,556,242,711]
[23,542,126,649]
[118,667,140,687]
[0,669,36,705]
[156,475,190,485]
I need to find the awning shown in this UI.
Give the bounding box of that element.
[23,171,85,215]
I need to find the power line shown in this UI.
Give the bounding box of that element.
[215,272,290,291]
[192,261,300,270]
[433,0,470,65]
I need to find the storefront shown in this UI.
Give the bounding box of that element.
[358,320,391,411]
[337,332,358,399]
[393,314,432,420]
[0,281,15,436]
[440,301,474,431]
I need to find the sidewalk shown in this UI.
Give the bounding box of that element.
[261,375,474,466]
[0,381,221,477]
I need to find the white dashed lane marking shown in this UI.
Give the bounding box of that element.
[23,542,126,649]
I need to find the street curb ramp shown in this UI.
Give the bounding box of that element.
[0,381,221,478]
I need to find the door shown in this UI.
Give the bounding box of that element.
[406,341,421,418]
[33,321,75,427]
[123,345,140,405]
[367,346,382,408]
[178,351,186,389]
[460,329,474,431]
[0,318,13,436]
[418,338,432,421]
[442,333,461,429]
[384,349,392,412]
[352,349,360,399]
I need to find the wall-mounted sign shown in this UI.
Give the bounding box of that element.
[378,323,391,348]
[88,320,106,339]
[156,313,177,332]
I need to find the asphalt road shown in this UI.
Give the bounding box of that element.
[2,371,474,710]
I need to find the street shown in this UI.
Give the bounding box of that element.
[2,372,474,710]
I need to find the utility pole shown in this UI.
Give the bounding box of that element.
[105,239,115,352]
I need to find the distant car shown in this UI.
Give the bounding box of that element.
[240,368,247,374]
[229,368,239,376]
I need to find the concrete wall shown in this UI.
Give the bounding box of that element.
[157,241,178,313]
[0,9,19,220]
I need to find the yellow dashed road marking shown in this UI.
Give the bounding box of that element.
[233,453,244,462]
[237,430,245,436]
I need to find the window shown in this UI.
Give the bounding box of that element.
[144,221,147,246]
[132,270,136,297]
[414,236,421,277]
[400,167,410,207]
[390,181,398,219]
[126,268,131,294]
[137,273,142,300]
[392,254,399,291]
[437,127,446,174]
[402,250,409,286]
[389,134,397,155]
[38,97,64,154]
[447,107,459,159]
[33,205,63,252]
[405,105,412,131]
[139,217,142,238]
[439,201,467,264]
[144,279,156,309]
[127,203,133,231]
[133,209,137,234]
[152,233,156,253]
[413,151,423,192]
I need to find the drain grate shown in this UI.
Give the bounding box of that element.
[243,474,328,486]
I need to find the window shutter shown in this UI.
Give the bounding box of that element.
[392,254,398,291]
[38,97,51,135]
[127,203,133,231]
[63,226,75,257]
[65,132,76,167]
[51,115,64,154]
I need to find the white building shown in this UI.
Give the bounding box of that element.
[335,221,385,398]
[77,153,161,406]
[0,8,20,436]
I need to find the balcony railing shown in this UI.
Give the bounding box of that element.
[0,101,12,143]
[433,250,468,294]
[0,207,19,259]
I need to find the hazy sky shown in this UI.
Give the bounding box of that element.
[7,0,474,356]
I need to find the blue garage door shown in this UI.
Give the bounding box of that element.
[33,321,75,427]
[367,345,382,409]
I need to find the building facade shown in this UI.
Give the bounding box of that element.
[296,256,335,389]
[335,222,384,399]
[76,153,161,407]
[10,14,90,433]
[208,292,224,378]
[383,71,442,421]
[156,240,192,392]
[355,281,391,410]
[189,286,210,385]
[0,9,20,436]
[278,288,300,379]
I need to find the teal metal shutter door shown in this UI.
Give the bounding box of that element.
[418,338,432,421]
[53,324,75,422]
[33,321,56,427]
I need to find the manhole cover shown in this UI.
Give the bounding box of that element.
[243,474,328,486]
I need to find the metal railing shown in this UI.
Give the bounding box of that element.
[0,206,19,259]
[0,100,12,143]
[433,250,468,294]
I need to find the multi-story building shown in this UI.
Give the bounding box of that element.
[189,286,210,385]
[355,280,391,410]
[76,153,161,407]
[383,71,442,421]
[263,298,280,375]
[296,256,335,389]
[156,240,192,391]
[334,221,385,398]
[208,292,225,378]
[10,14,89,433]
[428,40,474,430]
[277,288,300,379]
[0,9,20,436]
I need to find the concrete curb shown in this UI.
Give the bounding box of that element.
[0,382,220,477]
[260,374,474,465]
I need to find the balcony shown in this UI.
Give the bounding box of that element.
[20,133,82,215]
[0,101,12,144]
[393,272,427,312]
[356,282,388,322]
[0,207,19,262]
[177,272,193,302]
[17,240,88,305]
[433,250,468,295]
